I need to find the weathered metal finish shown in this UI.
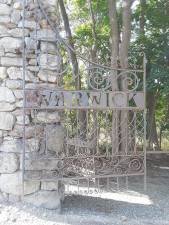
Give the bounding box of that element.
[25,90,144,109]
[22,0,146,195]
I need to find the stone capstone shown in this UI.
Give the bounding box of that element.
[0,112,15,130]
[0,172,40,195]
[24,191,61,210]
[0,152,19,173]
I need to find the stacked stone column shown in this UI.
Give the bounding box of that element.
[0,0,64,210]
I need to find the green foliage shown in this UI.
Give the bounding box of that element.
[63,0,169,147]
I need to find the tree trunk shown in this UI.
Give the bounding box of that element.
[140,0,146,35]
[58,0,86,140]
[108,0,120,154]
[147,92,159,150]
[119,0,133,154]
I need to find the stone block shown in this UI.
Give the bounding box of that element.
[0,15,10,24]
[11,10,21,24]
[0,3,11,15]
[13,90,23,99]
[0,37,22,52]
[13,2,22,10]
[39,54,61,71]
[9,125,43,138]
[24,190,61,210]
[0,102,16,111]
[18,20,37,30]
[0,0,12,4]
[8,66,21,78]
[38,70,58,83]
[0,138,40,153]
[0,172,40,195]
[7,67,37,82]
[0,138,21,152]
[41,181,59,191]
[0,25,8,37]
[0,67,7,79]
[0,87,15,103]
[6,79,23,89]
[25,157,60,171]
[15,99,23,107]
[0,112,15,130]
[33,111,60,123]
[31,29,56,41]
[47,124,64,153]
[16,115,30,125]
[1,57,23,66]
[0,152,19,173]
[41,42,56,53]
[8,28,29,37]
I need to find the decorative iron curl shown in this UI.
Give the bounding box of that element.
[87,67,112,91]
[128,157,143,172]
[114,71,140,92]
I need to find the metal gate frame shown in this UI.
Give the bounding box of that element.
[21,0,147,196]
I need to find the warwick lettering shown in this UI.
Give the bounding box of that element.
[25,90,128,109]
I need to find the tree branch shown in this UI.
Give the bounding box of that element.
[119,0,134,68]
[108,0,119,68]
[88,0,97,62]
[58,0,80,88]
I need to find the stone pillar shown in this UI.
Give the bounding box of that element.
[0,0,64,210]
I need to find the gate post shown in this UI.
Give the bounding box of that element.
[0,0,64,210]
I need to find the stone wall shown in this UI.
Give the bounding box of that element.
[0,0,64,210]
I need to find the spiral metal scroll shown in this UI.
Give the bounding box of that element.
[87,67,112,91]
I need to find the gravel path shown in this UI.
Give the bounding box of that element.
[0,164,169,225]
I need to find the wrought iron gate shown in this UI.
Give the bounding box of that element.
[22,0,146,196]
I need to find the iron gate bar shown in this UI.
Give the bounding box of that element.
[22,0,26,199]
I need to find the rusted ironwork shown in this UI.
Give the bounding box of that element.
[22,0,147,196]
